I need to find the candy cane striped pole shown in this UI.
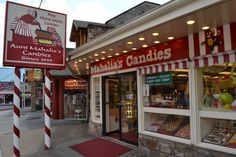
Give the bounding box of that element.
[13,68,21,157]
[44,69,51,149]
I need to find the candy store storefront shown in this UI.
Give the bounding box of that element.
[68,0,236,156]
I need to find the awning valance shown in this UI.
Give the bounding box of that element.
[138,59,188,75]
[191,50,236,68]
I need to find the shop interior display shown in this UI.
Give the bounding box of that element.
[120,74,137,133]
[202,119,236,149]
[144,71,189,109]
[201,63,236,111]
[145,113,190,139]
[94,78,101,121]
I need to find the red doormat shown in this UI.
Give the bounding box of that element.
[70,138,133,157]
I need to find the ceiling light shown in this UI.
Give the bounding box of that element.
[90,60,94,63]
[83,58,86,61]
[132,47,137,50]
[139,37,145,41]
[186,20,195,25]
[101,51,106,54]
[168,36,174,40]
[152,32,159,36]
[78,59,82,62]
[86,63,90,69]
[202,26,209,30]
[95,59,99,62]
[127,41,133,45]
[174,69,189,72]
[142,44,148,48]
[115,53,120,56]
[154,40,160,44]
[101,57,105,60]
[108,55,112,58]
[177,74,188,77]
[89,56,92,58]
[94,53,99,56]
[123,50,128,53]
[109,48,113,51]
[218,72,236,75]
[74,61,78,64]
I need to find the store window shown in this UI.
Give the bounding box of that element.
[199,62,236,150]
[142,69,190,142]
[63,79,87,120]
[145,113,190,139]
[143,70,189,109]
[201,63,236,111]
[93,77,101,122]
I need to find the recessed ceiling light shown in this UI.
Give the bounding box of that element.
[115,53,120,56]
[154,40,160,44]
[142,44,148,48]
[168,36,174,40]
[139,37,145,41]
[101,51,106,54]
[74,61,78,64]
[123,50,128,53]
[83,58,86,60]
[78,59,82,62]
[186,20,195,25]
[132,47,137,50]
[95,59,99,62]
[108,55,112,58]
[109,48,113,51]
[202,26,210,30]
[101,57,105,60]
[94,53,99,56]
[127,41,133,45]
[152,32,159,36]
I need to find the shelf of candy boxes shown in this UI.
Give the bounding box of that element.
[146,93,189,109]
[145,115,190,139]
[202,127,236,148]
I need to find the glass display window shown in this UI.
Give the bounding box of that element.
[200,63,236,112]
[201,118,236,149]
[143,70,189,109]
[94,77,101,121]
[144,113,190,139]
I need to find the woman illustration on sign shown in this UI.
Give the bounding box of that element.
[10,9,41,44]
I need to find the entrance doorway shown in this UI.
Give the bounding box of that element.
[102,72,138,145]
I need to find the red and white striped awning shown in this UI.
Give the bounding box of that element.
[192,50,236,68]
[138,59,188,75]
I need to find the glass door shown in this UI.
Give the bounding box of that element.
[103,75,120,134]
[119,72,138,145]
[102,72,138,145]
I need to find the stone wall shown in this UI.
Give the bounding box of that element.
[88,121,102,136]
[138,134,234,157]
[87,25,113,42]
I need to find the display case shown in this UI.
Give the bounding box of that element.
[141,70,191,144]
[94,77,101,122]
[196,63,236,154]
[144,113,190,139]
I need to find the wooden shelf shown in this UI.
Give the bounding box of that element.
[143,107,190,116]
[141,130,191,145]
